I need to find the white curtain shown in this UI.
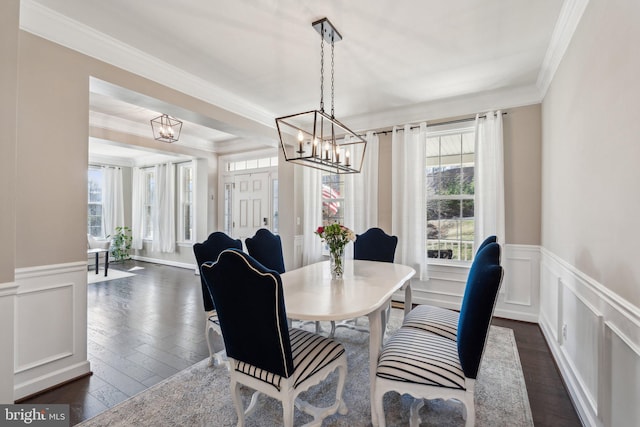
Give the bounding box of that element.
[344,131,379,258]
[302,166,324,265]
[102,166,124,239]
[344,131,379,232]
[131,167,145,250]
[152,163,176,253]
[392,123,428,280]
[474,111,505,249]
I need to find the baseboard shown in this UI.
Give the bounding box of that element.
[13,360,91,401]
[131,255,196,270]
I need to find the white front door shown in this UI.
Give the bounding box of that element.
[232,172,270,240]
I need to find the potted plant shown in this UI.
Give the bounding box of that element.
[110,226,132,263]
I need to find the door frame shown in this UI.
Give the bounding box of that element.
[217,150,278,237]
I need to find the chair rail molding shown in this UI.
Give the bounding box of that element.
[539,248,640,427]
[13,262,90,400]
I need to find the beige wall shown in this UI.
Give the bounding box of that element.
[0,0,19,283]
[17,33,92,268]
[373,104,542,245]
[542,0,640,306]
[503,104,542,245]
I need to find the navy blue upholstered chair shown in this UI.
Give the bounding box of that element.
[354,227,398,263]
[201,249,348,427]
[402,235,499,340]
[245,228,286,274]
[374,242,503,427]
[332,228,400,337]
[193,232,242,366]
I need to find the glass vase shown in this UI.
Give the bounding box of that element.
[330,246,346,279]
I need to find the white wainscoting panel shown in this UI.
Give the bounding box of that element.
[15,284,74,372]
[602,322,640,427]
[410,244,539,322]
[539,248,640,427]
[13,262,90,400]
[0,282,18,403]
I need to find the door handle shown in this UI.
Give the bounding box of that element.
[263,217,268,226]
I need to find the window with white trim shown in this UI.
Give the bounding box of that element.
[87,166,104,237]
[426,127,475,261]
[178,163,194,242]
[143,168,155,240]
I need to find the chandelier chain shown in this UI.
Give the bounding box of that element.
[331,36,335,118]
[320,32,324,112]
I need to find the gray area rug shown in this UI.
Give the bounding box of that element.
[78,312,532,426]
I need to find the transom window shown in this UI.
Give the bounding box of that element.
[426,128,475,261]
[226,156,278,172]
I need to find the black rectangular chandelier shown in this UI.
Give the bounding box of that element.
[276,18,367,174]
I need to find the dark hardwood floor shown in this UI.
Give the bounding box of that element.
[23,260,581,426]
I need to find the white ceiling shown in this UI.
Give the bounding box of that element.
[21,0,580,162]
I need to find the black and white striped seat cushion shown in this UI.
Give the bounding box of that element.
[234,328,345,391]
[402,304,459,341]
[376,327,465,390]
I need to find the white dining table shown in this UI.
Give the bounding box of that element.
[280,259,416,425]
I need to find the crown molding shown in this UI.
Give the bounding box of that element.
[345,84,542,132]
[536,0,590,98]
[19,0,275,130]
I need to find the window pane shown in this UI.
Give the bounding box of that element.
[439,200,461,219]
[178,165,194,242]
[87,167,103,237]
[322,173,345,226]
[440,167,463,195]
[142,170,155,240]
[426,166,443,196]
[183,204,192,241]
[462,200,474,218]
[461,166,474,195]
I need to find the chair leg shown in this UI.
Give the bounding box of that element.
[231,380,245,427]
[465,406,475,427]
[409,399,424,427]
[282,397,295,427]
[335,363,348,415]
[205,324,215,366]
[373,387,387,427]
[463,390,475,427]
[245,391,261,418]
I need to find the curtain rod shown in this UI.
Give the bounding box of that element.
[370,111,507,136]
